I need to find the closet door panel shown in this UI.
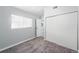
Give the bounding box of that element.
[46,12,77,50]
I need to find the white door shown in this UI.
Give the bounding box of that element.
[46,12,77,50]
[36,19,43,37]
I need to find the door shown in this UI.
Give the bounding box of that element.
[36,19,43,37]
[46,12,77,50]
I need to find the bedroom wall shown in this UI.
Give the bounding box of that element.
[44,6,78,50]
[0,6,36,51]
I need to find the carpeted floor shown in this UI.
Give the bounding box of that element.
[0,37,77,53]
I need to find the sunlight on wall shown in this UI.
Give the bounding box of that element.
[11,14,32,29]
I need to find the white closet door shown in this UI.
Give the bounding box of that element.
[46,12,77,50]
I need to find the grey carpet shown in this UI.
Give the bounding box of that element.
[0,37,77,53]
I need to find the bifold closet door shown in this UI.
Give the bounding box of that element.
[46,12,77,50]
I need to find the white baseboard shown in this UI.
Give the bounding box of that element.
[0,37,35,52]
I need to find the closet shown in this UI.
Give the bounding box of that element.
[44,6,78,50]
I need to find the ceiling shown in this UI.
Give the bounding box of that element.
[15,6,44,17]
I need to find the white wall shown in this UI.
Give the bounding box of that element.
[0,7,36,51]
[46,12,77,50]
[44,6,78,50]
[44,6,78,17]
[78,7,79,51]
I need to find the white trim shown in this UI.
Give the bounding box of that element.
[0,37,35,52]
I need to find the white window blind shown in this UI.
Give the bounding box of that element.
[11,14,32,29]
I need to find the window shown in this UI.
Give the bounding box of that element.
[11,14,32,29]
